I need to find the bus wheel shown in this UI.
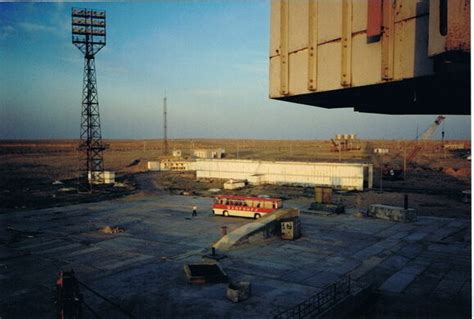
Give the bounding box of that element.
[223,210,229,217]
[254,213,261,219]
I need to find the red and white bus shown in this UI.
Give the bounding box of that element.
[212,195,283,219]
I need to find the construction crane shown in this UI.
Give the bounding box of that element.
[383,115,445,180]
[407,115,445,162]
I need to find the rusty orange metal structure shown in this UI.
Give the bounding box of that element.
[269,0,470,115]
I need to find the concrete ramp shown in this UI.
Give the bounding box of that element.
[213,209,299,251]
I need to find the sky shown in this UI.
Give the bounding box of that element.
[0,1,470,140]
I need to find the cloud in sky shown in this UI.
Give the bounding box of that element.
[0,25,15,39]
[17,21,67,38]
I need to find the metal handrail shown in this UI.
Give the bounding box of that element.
[273,275,351,319]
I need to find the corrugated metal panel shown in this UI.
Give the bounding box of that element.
[317,0,342,44]
[317,42,342,91]
[289,50,308,94]
[270,0,281,58]
[269,0,470,115]
[270,0,437,96]
[288,0,309,53]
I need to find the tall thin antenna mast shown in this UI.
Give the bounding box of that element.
[163,95,168,156]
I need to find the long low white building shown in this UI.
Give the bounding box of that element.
[193,159,373,191]
[148,159,373,191]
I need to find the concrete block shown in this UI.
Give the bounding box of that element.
[183,263,228,284]
[309,202,345,214]
[368,204,417,223]
[226,281,251,303]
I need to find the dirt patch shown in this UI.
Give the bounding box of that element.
[443,167,471,178]
[99,226,125,234]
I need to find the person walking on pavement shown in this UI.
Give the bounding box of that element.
[192,205,197,217]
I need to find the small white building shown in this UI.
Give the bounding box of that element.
[444,143,467,150]
[223,179,246,190]
[172,149,182,157]
[193,148,225,159]
[147,160,192,171]
[148,161,160,171]
[88,171,115,184]
[374,148,389,154]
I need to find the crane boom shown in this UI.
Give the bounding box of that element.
[383,115,446,180]
[419,115,445,140]
[407,115,446,162]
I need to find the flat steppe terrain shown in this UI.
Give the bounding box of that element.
[0,139,470,217]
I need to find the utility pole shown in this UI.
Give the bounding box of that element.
[379,165,383,192]
[441,121,445,142]
[403,148,407,179]
[163,96,168,156]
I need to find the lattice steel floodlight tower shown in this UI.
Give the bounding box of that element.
[72,8,108,185]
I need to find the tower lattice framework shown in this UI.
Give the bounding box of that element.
[72,8,107,185]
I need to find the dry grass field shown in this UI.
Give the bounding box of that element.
[0,139,470,217]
